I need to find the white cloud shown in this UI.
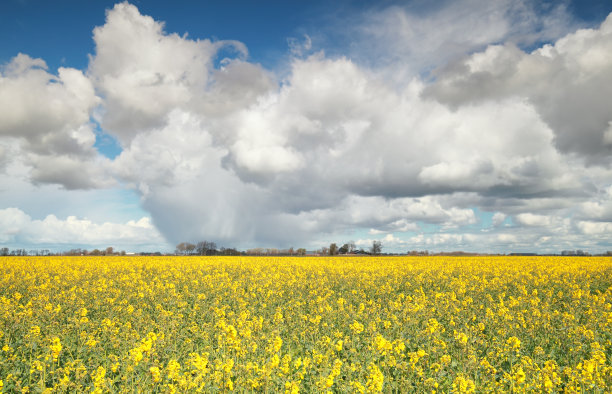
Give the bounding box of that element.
[496,233,518,243]
[0,54,98,144]
[337,0,574,84]
[425,12,612,161]
[287,34,312,57]
[577,220,612,235]
[0,54,110,189]
[89,2,269,144]
[492,212,507,226]
[89,5,612,251]
[515,213,551,227]
[0,207,166,250]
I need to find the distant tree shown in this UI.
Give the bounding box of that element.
[196,241,206,255]
[246,248,264,256]
[222,247,241,256]
[348,241,356,253]
[329,243,338,255]
[296,248,307,256]
[288,247,295,256]
[0,247,8,256]
[106,247,114,256]
[91,249,101,256]
[196,241,217,255]
[175,242,187,255]
[320,246,329,255]
[370,240,382,255]
[185,243,196,255]
[338,244,349,254]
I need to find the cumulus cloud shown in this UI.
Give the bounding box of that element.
[88,3,612,251]
[424,12,612,162]
[492,212,507,226]
[514,213,551,227]
[576,221,612,235]
[0,53,113,189]
[0,207,165,250]
[89,2,271,144]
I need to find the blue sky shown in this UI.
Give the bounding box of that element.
[1,0,612,253]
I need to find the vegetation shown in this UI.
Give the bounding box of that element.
[0,255,610,392]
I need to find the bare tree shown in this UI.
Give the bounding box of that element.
[196,241,217,255]
[185,243,196,255]
[175,242,187,255]
[370,240,382,255]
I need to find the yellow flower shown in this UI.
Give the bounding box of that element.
[506,336,521,351]
[49,337,62,362]
[29,326,40,337]
[150,366,161,383]
[285,380,300,394]
[514,367,525,384]
[454,331,468,346]
[452,375,475,393]
[350,320,364,334]
[166,359,181,380]
[366,363,384,392]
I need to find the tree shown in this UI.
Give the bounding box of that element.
[175,242,187,255]
[185,243,196,255]
[329,243,338,255]
[338,244,349,254]
[196,241,217,255]
[348,241,356,253]
[370,240,382,255]
[105,247,114,256]
[296,248,307,256]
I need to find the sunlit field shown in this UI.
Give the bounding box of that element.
[0,256,610,392]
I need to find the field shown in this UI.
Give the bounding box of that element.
[0,256,611,393]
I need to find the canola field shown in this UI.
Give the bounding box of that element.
[0,256,611,393]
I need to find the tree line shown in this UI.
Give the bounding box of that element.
[174,240,383,256]
[0,247,126,256]
[174,241,308,256]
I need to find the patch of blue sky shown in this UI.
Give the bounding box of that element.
[87,188,149,223]
[472,207,496,229]
[93,122,123,160]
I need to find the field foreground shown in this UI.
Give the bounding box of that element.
[0,256,611,393]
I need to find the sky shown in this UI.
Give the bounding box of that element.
[1,0,612,254]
